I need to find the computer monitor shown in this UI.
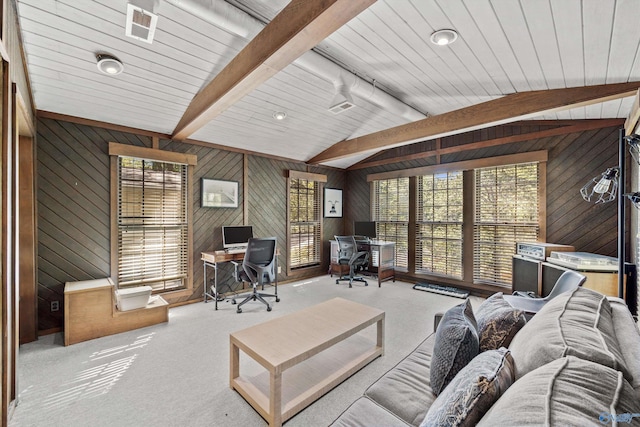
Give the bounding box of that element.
[354,221,376,239]
[222,226,253,249]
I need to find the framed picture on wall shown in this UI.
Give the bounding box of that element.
[324,188,343,218]
[201,178,239,208]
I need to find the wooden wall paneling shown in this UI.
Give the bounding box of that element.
[546,131,618,211]
[248,156,288,279]
[322,168,345,270]
[37,118,149,330]
[18,135,36,344]
[344,169,371,235]
[546,127,620,253]
[187,144,244,299]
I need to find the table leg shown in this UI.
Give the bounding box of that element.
[269,370,283,427]
[230,340,239,388]
[214,261,218,310]
[377,316,385,356]
[203,262,207,303]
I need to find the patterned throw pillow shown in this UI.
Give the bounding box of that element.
[421,348,515,427]
[430,299,479,396]
[475,293,526,352]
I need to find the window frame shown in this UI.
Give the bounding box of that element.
[371,177,410,270]
[416,171,464,279]
[109,142,196,298]
[367,151,547,290]
[473,162,541,287]
[286,170,327,273]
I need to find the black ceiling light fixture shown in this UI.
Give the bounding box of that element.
[96,54,124,75]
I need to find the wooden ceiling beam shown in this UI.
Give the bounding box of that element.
[347,118,624,170]
[308,82,640,164]
[624,89,640,135]
[172,0,376,141]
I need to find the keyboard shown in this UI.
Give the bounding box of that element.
[413,283,469,299]
[226,247,246,254]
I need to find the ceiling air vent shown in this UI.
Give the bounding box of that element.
[328,87,356,115]
[126,2,158,44]
[329,100,356,114]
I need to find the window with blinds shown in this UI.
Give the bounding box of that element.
[372,177,409,269]
[474,163,539,287]
[289,178,321,268]
[416,172,463,279]
[118,157,188,291]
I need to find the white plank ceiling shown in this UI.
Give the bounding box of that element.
[16,0,640,168]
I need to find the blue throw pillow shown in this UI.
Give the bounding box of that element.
[430,299,479,395]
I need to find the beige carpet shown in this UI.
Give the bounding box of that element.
[11,276,484,427]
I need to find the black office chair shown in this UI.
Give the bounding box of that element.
[503,270,586,318]
[231,237,280,313]
[334,235,369,288]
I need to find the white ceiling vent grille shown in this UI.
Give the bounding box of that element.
[126,2,158,44]
[328,100,356,114]
[328,87,356,115]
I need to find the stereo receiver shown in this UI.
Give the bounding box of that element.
[516,242,575,261]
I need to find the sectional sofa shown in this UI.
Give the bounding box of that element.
[331,287,640,426]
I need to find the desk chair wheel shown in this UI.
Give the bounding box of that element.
[236,307,242,313]
[336,279,339,284]
[267,305,272,312]
[275,297,280,303]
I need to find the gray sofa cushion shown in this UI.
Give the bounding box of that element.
[365,334,437,426]
[421,348,514,427]
[508,287,631,381]
[330,397,409,427]
[475,292,526,352]
[477,356,640,426]
[430,299,479,395]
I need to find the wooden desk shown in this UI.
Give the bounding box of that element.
[201,250,279,310]
[202,251,245,310]
[230,298,384,426]
[329,240,396,286]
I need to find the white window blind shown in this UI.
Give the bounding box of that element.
[474,163,539,287]
[118,157,188,291]
[372,177,409,268]
[289,178,321,268]
[416,172,463,279]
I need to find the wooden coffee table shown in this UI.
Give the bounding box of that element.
[229,297,385,426]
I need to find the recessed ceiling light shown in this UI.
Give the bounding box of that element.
[430,29,458,46]
[96,54,124,75]
[273,111,287,120]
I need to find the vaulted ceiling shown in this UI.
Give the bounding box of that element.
[16,0,640,168]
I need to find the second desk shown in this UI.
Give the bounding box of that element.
[329,239,395,286]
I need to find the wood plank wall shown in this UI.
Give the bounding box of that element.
[346,122,623,279]
[36,117,343,332]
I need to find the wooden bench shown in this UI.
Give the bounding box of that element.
[64,278,168,346]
